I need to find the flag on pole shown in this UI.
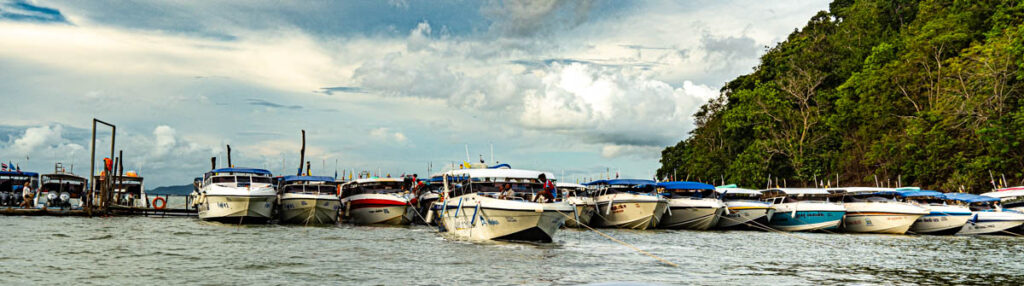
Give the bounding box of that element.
[1,163,6,171]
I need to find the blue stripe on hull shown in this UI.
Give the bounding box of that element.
[769,211,845,229]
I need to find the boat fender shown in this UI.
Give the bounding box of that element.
[152,197,167,210]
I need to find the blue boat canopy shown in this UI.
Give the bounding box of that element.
[872,189,943,198]
[282,175,335,182]
[584,179,656,186]
[0,171,39,177]
[657,181,715,190]
[209,168,272,175]
[944,193,1000,203]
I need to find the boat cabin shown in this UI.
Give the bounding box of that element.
[280,176,339,196]
[92,175,145,207]
[656,181,716,199]
[442,168,555,201]
[585,179,658,196]
[762,188,835,204]
[980,187,1024,210]
[714,185,764,202]
[39,173,88,208]
[943,193,1001,211]
[829,187,896,203]
[555,182,588,198]
[0,171,39,206]
[340,178,409,198]
[203,168,274,188]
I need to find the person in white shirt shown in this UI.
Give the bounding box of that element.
[19,182,34,208]
[498,183,515,200]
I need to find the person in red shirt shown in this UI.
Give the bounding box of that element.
[534,174,555,203]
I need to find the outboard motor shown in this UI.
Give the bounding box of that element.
[0,191,9,206]
[46,192,59,208]
[59,192,72,209]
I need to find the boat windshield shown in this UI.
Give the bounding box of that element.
[458,181,545,199]
[663,188,716,199]
[283,184,336,194]
[843,193,896,203]
[211,175,272,186]
[344,181,406,196]
[557,187,588,197]
[721,192,761,201]
[596,185,656,195]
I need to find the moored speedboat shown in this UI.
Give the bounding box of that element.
[763,188,845,232]
[340,178,413,225]
[556,182,595,228]
[944,193,1024,235]
[714,185,772,229]
[832,187,929,234]
[894,190,971,235]
[586,179,668,230]
[0,170,37,207]
[196,168,277,224]
[980,187,1024,212]
[278,176,341,225]
[657,181,724,230]
[435,168,573,242]
[40,166,87,210]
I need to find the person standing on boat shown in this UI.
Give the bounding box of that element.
[534,174,555,203]
[499,183,515,200]
[19,181,34,208]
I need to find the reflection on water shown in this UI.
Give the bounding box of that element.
[1,216,1022,285]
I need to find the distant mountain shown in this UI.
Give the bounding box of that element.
[148,184,194,195]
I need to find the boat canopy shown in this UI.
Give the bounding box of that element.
[584,179,655,186]
[715,187,761,195]
[765,188,831,195]
[209,168,272,176]
[444,168,554,180]
[656,181,714,190]
[555,182,585,189]
[944,193,1000,203]
[981,187,1024,199]
[876,189,944,198]
[0,171,39,177]
[349,177,405,184]
[830,187,892,194]
[282,175,335,183]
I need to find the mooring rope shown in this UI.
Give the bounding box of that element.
[555,210,678,267]
[716,211,837,248]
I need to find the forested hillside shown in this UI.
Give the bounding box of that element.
[658,0,1024,192]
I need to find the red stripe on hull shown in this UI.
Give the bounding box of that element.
[350,199,406,208]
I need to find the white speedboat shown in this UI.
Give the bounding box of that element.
[657,181,724,230]
[714,185,772,229]
[587,179,668,230]
[434,168,573,242]
[763,188,846,232]
[556,182,595,228]
[893,189,971,234]
[945,193,1024,235]
[278,176,341,225]
[196,168,277,223]
[39,169,87,210]
[832,187,929,234]
[340,177,413,225]
[980,187,1024,212]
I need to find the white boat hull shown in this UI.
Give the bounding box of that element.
[280,196,340,225]
[563,197,595,228]
[660,198,723,230]
[956,211,1024,235]
[590,194,667,230]
[198,195,276,223]
[716,201,771,228]
[342,194,411,225]
[436,194,571,242]
[842,202,928,234]
[910,205,972,234]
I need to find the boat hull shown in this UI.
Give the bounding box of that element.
[198,195,276,223]
[563,197,595,228]
[436,195,570,242]
[660,198,723,230]
[956,211,1024,235]
[343,194,411,225]
[279,196,340,225]
[842,202,928,234]
[591,195,667,230]
[910,205,972,234]
[768,202,846,232]
[716,202,772,229]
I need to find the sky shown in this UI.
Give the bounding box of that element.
[0,0,829,187]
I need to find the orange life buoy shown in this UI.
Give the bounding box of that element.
[152,197,167,210]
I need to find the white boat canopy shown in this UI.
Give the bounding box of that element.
[764,188,831,195]
[715,187,761,195]
[555,182,585,189]
[829,187,893,194]
[443,168,554,180]
[981,187,1024,199]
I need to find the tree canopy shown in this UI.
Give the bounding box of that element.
[658,0,1024,192]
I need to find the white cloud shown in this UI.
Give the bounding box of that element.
[5,124,84,157]
[369,128,408,144]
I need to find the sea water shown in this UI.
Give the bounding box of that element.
[1,216,1022,285]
